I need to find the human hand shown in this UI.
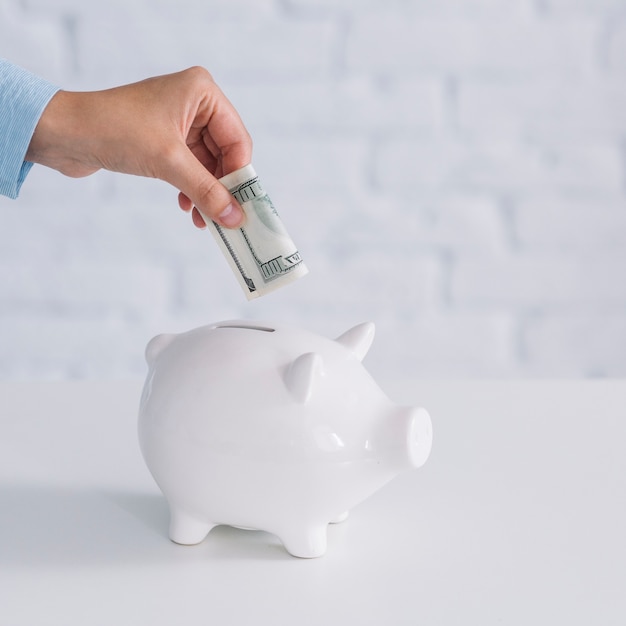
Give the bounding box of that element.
[25,66,252,228]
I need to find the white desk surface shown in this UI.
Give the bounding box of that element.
[1,380,625,625]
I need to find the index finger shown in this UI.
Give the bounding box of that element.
[203,91,253,177]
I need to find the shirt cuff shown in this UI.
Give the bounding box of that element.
[0,59,60,198]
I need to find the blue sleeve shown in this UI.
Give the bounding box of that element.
[0,59,60,198]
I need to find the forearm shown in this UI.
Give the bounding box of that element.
[25,89,104,179]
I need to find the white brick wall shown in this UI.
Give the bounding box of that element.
[1,0,625,380]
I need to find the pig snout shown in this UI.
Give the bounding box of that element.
[406,406,433,468]
[390,406,432,470]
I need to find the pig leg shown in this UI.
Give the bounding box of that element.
[169,508,215,545]
[277,523,328,558]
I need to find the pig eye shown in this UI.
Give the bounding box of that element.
[215,323,275,332]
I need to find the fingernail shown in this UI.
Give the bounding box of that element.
[217,202,244,228]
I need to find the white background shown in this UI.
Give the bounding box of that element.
[1,0,625,380]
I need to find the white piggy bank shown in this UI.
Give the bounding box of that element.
[138,320,432,558]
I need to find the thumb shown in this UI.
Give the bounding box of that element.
[164,146,245,229]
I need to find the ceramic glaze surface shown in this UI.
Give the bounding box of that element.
[138,320,432,558]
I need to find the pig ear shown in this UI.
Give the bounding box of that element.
[285,352,324,404]
[335,322,375,361]
[145,333,176,365]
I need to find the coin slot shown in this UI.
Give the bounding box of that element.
[216,323,275,333]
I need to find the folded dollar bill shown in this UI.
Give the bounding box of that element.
[202,164,308,300]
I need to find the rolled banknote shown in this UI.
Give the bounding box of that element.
[201,164,308,300]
